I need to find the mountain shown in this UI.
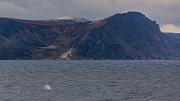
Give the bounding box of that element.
[0,12,179,60]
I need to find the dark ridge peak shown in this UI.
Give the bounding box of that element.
[109,11,159,28]
[125,11,144,15]
[108,11,157,25]
[111,11,146,20]
[105,11,161,37]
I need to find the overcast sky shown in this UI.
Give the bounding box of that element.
[0,0,180,33]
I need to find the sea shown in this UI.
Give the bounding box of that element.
[0,60,180,101]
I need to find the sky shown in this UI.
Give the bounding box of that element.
[0,0,180,33]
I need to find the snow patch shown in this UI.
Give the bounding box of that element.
[56,16,90,22]
[57,16,79,20]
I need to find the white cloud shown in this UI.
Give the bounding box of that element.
[160,24,180,33]
[0,1,61,20]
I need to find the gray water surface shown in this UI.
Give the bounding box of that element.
[0,60,180,101]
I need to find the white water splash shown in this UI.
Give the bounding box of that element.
[44,84,52,91]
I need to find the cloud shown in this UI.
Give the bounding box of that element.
[0,1,34,18]
[160,24,180,33]
[0,1,60,20]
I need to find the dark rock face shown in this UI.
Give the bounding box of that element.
[75,12,180,59]
[0,12,179,60]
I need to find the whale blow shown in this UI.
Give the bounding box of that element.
[44,84,52,91]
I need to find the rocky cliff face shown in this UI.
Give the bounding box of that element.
[74,12,179,59]
[0,12,179,60]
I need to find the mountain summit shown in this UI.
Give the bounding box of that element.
[56,16,90,22]
[0,12,179,60]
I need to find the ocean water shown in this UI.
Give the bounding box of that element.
[0,60,180,101]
